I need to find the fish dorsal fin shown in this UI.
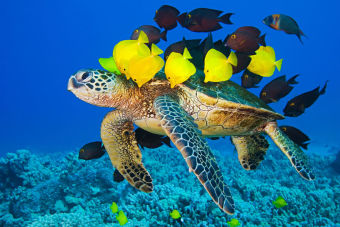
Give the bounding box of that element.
[227,51,238,66]
[138,31,149,44]
[262,46,276,59]
[207,48,227,61]
[182,47,192,59]
[151,43,163,56]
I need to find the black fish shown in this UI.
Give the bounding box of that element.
[154,5,180,30]
[131,25,167,44]
[225,26,266,54]
[177,8,233,32]
[135,128,172,149]
[283,81,328,117]
[280,125,310,149]
[260,74,299,103]
[78,141,105,160]
[164,38,201,60]
[113,169,125,182]
[232,52,251,74]
[241,69,263,88]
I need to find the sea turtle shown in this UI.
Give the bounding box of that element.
[67,69,314,214]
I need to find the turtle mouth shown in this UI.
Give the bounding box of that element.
[67,76,85,91]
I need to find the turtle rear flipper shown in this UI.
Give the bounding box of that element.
[154,95,235,215]
[101,110,153,192]
[264,122,315,180]
[231,134,269,170]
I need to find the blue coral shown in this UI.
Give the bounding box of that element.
[0,144,339,226]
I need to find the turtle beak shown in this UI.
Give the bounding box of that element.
[67,76,85,91]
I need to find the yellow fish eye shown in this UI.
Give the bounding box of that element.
[262,92,267,96]
[231,34,236,39]
[290,102,295,106]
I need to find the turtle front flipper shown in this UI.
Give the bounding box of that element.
[154,95,235,214]
[231,134,269,170]
[101,110,153,192]
[264,121,315,180]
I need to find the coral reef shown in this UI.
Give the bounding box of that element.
[0,144,339,226]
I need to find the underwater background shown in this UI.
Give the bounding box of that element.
[1,0,339,226]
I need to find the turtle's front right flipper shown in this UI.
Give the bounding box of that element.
[101,110,153,192]
[154,95,235,214]
[265,121,315,180]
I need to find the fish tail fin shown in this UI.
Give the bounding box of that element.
[160,30,167,42]
[151,43,163,55]
[287,74,299,85]
[320,80,328,95]
[259,34,266,46]
[297,33,304,44]
[227,51,238,66]
[275,59,283,71]
[301,143,310,150]
[219,13,233,24]
[162,137,172,148]
[300,29,307,38]
[183,47,192,59]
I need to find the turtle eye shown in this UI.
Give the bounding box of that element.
[76,71,93,83]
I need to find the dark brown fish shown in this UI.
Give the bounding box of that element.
[241,69,263,88]
[226,26,266,54]
[78,141,105,160]
[135,128,172,149]
[154,5,180,30]
[280,125,310,149]
[232,52,251,74]
[164,38,201,60]
[263,14,306,44]
[260,74,299,103]
[283,81,328,117]
[113,169,125,182]
[131,25,167,44]
[177,8,233,32]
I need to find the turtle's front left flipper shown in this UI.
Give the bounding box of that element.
[154,95,235,214]
[101,110,153,192]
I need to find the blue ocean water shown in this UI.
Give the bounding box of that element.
[1,0,339,226]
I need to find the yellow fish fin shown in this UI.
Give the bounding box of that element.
[262,46,276,59]
[227,51,238,66]
[182,47,192,59]
[138,30,149,44]
[275,59,283,71]
[151,43,163,56]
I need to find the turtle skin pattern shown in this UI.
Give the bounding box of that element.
[154,95,235,214]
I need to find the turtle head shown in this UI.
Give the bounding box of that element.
[68,69,129,107]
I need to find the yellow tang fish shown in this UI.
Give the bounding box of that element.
[204,49,237,83]
[127,44,164,87]
[247,46,282,77]
[113,31,150,78]
[165,47,196,88]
